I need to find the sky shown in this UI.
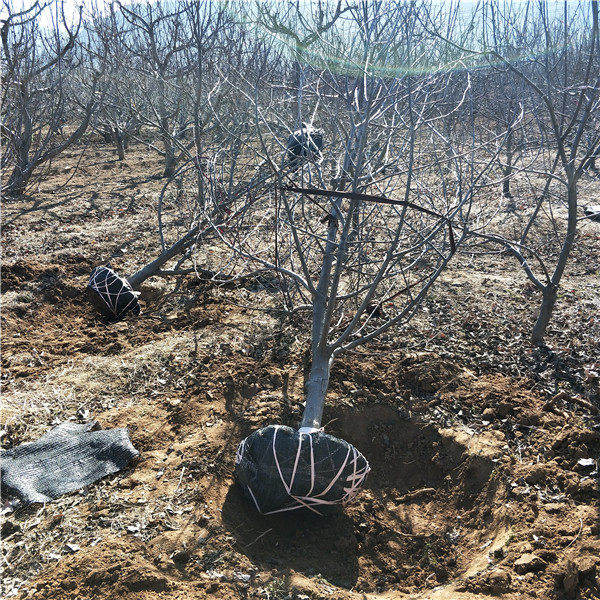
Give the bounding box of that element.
[1,0,113,27]
[0,0,584,42]
[2,0,578,22]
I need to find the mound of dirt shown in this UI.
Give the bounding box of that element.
[16,405,507,600]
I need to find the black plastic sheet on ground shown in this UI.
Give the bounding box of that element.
[1,421,139,504]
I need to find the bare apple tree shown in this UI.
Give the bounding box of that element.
[427,0,600,344]
[1,0,97,196]
[224,0,510,514]
[110,1,192,178]
[82,4,140,161]
[86,8,286,316]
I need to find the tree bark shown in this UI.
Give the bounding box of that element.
[114,129,126,161]
[301,350,332,429]
[126,222,203,289]
[163,144,176,178]
[501,124,514,199]
[300,201,340,429]
[531,285,557,345]
[530,179,577,344]
[5,85,33,196]
[502,163,513,198]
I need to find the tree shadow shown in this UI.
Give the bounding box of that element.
[221,483,359,589]
[3,195,72,226]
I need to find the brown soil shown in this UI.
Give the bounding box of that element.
[1,139,599,600]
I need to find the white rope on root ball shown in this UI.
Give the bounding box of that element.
[88,266,141,320]
[235,425,370,515]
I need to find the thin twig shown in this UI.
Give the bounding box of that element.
[564,517,583,549]
[243,528,273,549]
[175,466,186,494]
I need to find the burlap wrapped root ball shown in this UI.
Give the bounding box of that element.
[87,266,141,320]
[235,425,370,515]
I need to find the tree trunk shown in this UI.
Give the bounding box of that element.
[158,76,176,178]
[530,179,577,345]
[6,94,94,196]
[5,87,33,196]
[531,285,557,345]
[502,163,513,199]
[300,201,340,430]
[162,141,176,178]
[301,350,332,430]
[127,222,203,288]
[6,163,31,197]
[194,117,204,209]
[502,126,514,199]
[294,43,303,127]
[114,129,125,161]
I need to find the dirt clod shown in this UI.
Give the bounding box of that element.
[514,553,548,574]
[488,568,512,594]
[562,560,579,598]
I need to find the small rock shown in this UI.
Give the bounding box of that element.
[575,557,597,577]
[1,519,20,538]
[525,465,548,485]
[512,486,530,498]
[483,407,496,420]
[171,550,190,564]
[63,543,80,553]
[517,411,540,426]
[575,479,598,495]
[514,553,547,574]
[496,402,513,416]
[522,572,537,585]
[488,568,511,593]
[543,502,566,514]
[537,549,557,562]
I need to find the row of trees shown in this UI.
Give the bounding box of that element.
[2,1,599,422]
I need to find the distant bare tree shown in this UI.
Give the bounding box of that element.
[425,0,600,345]
[83,5,140,161]
[1,0,97,196]
[113,0,191,177]
[257,0,350,128]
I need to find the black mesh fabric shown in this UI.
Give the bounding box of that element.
[286,126,324,168]
[87,266,141,319]
[235,425,370,515]
[585,205,600,221]
[1,422,139,504]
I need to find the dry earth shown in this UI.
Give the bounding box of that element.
[1,138,599,600]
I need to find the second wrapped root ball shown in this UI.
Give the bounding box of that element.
[87,266,141,320]
[235,425,370,515]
